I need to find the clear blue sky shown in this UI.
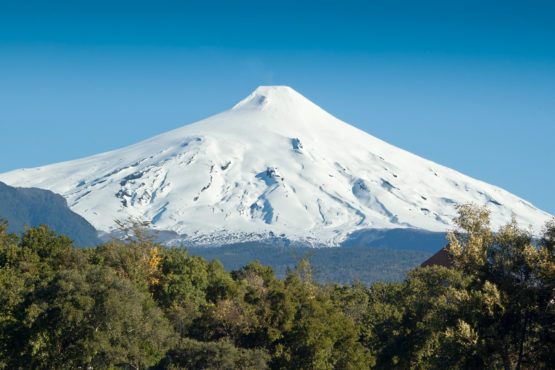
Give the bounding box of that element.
[1,1,554,215]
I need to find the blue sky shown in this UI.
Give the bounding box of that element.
[1,0,554,215]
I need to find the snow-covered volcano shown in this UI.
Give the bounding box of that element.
[0,86,551,246]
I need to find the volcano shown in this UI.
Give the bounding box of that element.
[0,86,551,246]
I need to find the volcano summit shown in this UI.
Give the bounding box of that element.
[0,86,551,246]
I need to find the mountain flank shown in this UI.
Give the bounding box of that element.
[0,86,551,247]
[0,181,100,246]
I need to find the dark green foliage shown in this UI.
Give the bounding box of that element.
[0,222,174,369]
[0,208,553,369]
[0,181,101,246]
[361,206,555,370]
[17,266,174,369]
[278,271,374,369]
[160,338,270,369]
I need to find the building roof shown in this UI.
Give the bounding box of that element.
[420,247,452,268]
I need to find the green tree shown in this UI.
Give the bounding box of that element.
[92,218,163,292]
[155,247,211,337]
[0,223,78,365]
[5,264,175,369]
[447,204,555,369]
[161,337,270,369]
[363,267,475,369]
[362,205,554,369]
[0,222,175,369]
[278,265,373,369]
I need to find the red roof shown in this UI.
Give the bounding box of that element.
[420,247,452,268]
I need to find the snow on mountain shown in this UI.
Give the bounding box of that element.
[0,86,551,246]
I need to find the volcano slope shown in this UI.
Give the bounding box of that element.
[0,86,551,247]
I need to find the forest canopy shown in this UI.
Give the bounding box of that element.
[0,204,553,369]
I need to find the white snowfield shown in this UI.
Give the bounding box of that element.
[0,86,551,246]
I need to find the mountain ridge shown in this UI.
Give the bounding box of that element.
[0,181,101,246]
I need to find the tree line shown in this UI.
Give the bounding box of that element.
[0,204,553,369]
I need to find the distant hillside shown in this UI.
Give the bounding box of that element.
[0,181,100,246]
[341,228,448,253]
[187,243,432,285]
